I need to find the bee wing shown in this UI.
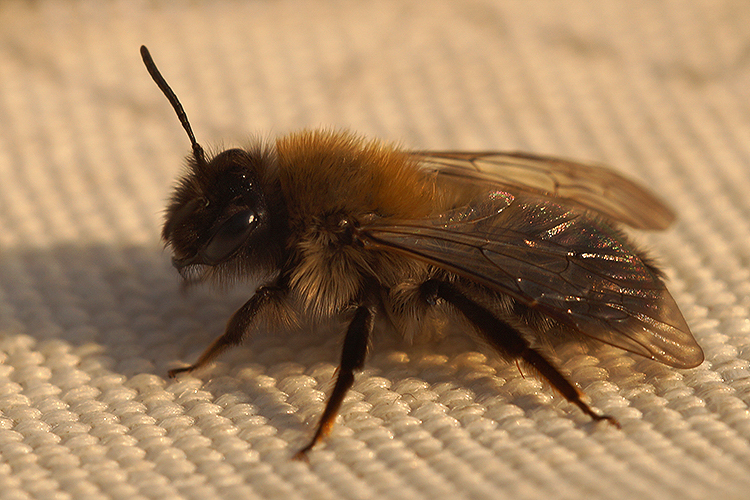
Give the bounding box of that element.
[362,191,703,368]
[411,151,675,230]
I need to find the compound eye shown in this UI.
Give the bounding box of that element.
[202,209,258,264]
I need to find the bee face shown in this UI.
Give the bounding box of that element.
[163,148,276,279]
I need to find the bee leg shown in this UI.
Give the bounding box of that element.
[294,302,375,460]
[425,280,619,428]
[168,283,288,378]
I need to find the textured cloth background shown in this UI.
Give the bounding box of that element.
[1,1,749,499]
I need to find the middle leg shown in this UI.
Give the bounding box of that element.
[294,300,376,458]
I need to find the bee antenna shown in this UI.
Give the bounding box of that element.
[140,45,206,167]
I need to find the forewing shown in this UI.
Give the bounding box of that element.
[363,191,703,368]
[411,151,675,230]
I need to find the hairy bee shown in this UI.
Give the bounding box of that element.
[141,46,704,458]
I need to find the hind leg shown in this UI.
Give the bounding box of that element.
[422,279,618,426]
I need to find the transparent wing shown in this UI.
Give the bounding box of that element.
[363,191,703,368]
[411,151,675,230]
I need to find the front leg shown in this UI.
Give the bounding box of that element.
[168,281,290,378]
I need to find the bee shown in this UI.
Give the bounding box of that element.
[140,46,704,458]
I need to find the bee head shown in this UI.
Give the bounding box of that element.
[165,147,277,270]
[141,46,283,283]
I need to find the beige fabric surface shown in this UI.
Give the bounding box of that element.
[1,1,749,499]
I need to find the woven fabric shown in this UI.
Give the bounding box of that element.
[1,1,749,499]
